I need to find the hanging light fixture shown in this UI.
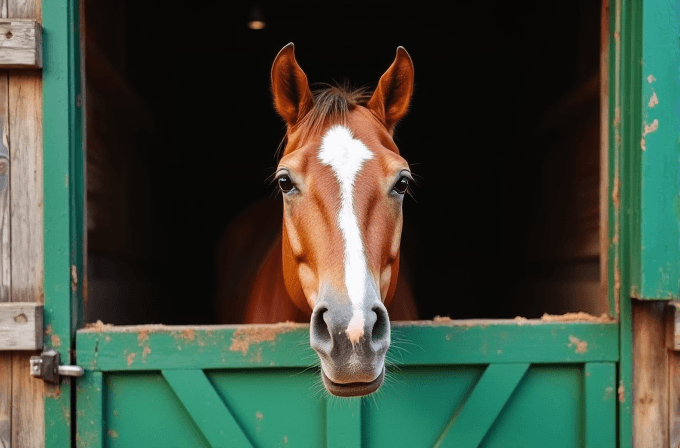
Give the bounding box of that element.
[248,4,266,30]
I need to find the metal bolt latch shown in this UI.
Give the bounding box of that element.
[29,349,84,383]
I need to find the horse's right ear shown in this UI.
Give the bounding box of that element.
[271,43,313,126]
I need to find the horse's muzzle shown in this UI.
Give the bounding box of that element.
[310,299,390,397]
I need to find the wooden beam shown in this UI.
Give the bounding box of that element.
[0,70,10,448]
[8,1,45,446]
[327,396,361,448]
[162,369,255,448]
[432,363,530,448]
[0,302,42,350]
[0,20,41,68]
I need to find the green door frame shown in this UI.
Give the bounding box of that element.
[42,0,83,446]
[42,0,677,446]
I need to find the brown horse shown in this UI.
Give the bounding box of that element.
[217,44,417,396]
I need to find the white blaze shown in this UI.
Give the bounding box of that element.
[318,125,374,343]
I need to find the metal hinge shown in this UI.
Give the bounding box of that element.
[29,349,84,383]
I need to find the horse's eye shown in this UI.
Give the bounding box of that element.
[278,176,295,193]
[393,176,410,195]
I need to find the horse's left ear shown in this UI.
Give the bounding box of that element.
[271,43,314,127]
[368,47,414,131]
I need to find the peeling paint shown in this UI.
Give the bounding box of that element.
[648,91,658,108]
[647,74,656,83]
[618,382,626,402]
[51,334,62,348]
[568,335,588,354]
[229,323,297,355]
[108,430,118,438]
[126,352,136,367]
[612,176,620,207]
[142,346,152,361]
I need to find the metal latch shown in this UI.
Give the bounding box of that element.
[29,349,84,383]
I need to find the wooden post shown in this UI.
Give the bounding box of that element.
[632,300,668,448]
[0,0,46,446]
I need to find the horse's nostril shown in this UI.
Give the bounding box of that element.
[371,306,388,341]
[312,307,331,343]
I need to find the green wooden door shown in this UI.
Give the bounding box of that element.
[74,322,618,448]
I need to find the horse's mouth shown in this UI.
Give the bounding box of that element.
[321,367,385,397]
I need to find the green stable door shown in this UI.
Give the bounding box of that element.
[39,0,680,446]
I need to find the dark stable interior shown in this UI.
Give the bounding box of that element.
[85,0,604,325]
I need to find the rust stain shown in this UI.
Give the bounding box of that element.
[45,325,53,335]
[142,346,152,361]
[433,316,453,323]
[612,176,620,207]
[138,329,149,344]
[648,91,659,108]
[51,334,62,348]
[45,383,61,398]
[614,269,621,317]
[613,107,621,127]
[541,312,613,323]
[108,430,118,439]
[618,382,626,402]
[229,322,297,355]
[641,119,659,150]
[568,335,588,354]
[84,320,114,332]
[13,313,27,323]
[181,329,196,341]
[643,119,659,135]
[71,265,78,292]
[126,352,136,367]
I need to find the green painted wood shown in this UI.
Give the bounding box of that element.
[327,398,361,448]
[432,363,529,448]
[43,0,84,445]
[617,0,639,445]
[634,0,680,300]
[76,322,619,372]
[584,363,616,448]
[76,372,103,448]
[163,369,254,448]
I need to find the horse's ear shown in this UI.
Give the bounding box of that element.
[368,47,414,131]
[271,43,313,126]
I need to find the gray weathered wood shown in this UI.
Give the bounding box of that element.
[632,300,668,448]
[0,20,41,68]
[0,302,42,350]
[0,70,10,448]
[670,301,680,351]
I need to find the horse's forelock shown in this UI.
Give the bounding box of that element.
[293,84,371,142]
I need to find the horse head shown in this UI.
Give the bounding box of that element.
[271,43,414,396]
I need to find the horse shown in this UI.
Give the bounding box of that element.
[216,43,417,397]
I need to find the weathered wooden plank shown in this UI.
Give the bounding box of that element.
[0,73,8,304]
[163,369,254,448]
[432,363,530,448]
[632,300,668,448]
[584,363,616,448]
[76,321,619,372]
[327,398,361,448]
[0,20,41,68]
[0,69,10,448]
[76,371,103,448]
[0,302,41,349]
[8,2,44,447]
[8,71,42,304]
